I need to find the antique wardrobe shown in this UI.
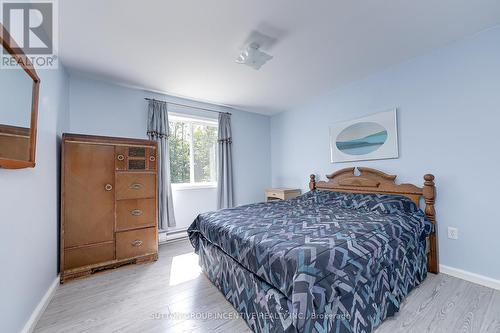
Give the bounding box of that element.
[60,133,158,282]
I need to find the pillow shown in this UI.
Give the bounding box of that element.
[297,191,420,215]
[294,190,317,204]
[295,190,347,206]
[345,192,433,237]
[295,191,432,239]
[344,192,420,215]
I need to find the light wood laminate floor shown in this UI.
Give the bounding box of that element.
[35,240,500,333]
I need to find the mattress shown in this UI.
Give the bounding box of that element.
[188,190,432,332]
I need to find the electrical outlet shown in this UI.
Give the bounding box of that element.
[447,227,459,240]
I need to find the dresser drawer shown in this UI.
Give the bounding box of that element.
[115,146,156,171]
[116,172,155,200]
[266,190,285,200]
[64,243,115,270]
[116,198,156,231]
[116,227,157,260]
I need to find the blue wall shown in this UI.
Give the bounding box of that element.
[68,73,272,221]
[0,66,69,333]
[270,26,500,280]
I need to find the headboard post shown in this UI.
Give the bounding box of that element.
[423,174,439,274]
[309,174,316,190]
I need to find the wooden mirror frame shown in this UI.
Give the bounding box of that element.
[0,22,41,169]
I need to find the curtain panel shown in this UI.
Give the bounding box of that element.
[147,99,176,229]
[217,113,234,209]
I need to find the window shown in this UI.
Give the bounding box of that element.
[169,114,217,188]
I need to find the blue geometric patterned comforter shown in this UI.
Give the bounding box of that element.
[188,190,433,333]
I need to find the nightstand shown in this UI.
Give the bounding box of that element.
[265,188,301,202]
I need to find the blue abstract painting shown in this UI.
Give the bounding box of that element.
[336,122,388,155]
[330,109,398,163]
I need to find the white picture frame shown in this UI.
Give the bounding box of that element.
[330,109,399,163]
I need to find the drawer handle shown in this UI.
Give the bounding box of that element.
[131,209,143,216]
[149,156,156,162]
[105,184,113,191]
[129,183,143,190]
[117,154,125,161]
[131,239,143,247]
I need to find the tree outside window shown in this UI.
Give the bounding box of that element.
[169,115,217,186]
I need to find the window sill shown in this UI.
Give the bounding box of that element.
[172,183,217,191]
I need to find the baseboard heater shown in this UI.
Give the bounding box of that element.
[159,228,188,244]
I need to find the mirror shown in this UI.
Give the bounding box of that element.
[0,23,40,169]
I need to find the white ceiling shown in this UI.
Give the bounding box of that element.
[59,0,500,115]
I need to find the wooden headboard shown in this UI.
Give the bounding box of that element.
[309,167,438,274]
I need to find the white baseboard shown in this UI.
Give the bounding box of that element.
[21,275,60,333]
[440,265,500,291]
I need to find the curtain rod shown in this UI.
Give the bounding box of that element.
[144,98,231,115]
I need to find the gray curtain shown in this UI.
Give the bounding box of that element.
[147,100,176,229]
[217,113,234,209]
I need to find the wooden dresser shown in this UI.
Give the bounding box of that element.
[60,133,158,283]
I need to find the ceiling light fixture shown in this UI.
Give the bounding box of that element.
[236,42,273,70]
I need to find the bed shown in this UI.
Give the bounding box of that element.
[188,167,438,333]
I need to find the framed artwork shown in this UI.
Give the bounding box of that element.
[330,109,398,163]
